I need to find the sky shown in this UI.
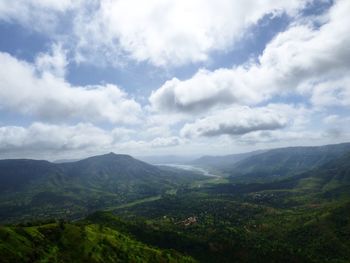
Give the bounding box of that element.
[0,0,349,160]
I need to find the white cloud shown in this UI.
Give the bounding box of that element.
[238,130,323,144]
[0,122,113,153]
[0,121,184,158]
[323,115,350,125]
[0,0,78,31]
[72,0,309,66]
[35,44,68,78]
[0,51,142,124]
[111,128,136,141]
[238,125,350,146]
[323,115,340,125]
[0,1,313,67]
[100,137,184,156]
[149,68,263,113]
[180,106,288,138]
[322,114,350,138]
[310,76,350,108]
[0,0,349,158]
[150,136,182,148]
[150,0,350,113]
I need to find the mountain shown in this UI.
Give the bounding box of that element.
[212,142,350,182]
[190,143,350,182]
[291,151,350,198]
[1,147,350,262]
[0,153,204,223]
[61,153,168,189]
[203,151,350,200]
[0,159,63,192]
[190,150,264,171]
[106,151,350,262]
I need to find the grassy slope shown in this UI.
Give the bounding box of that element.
[0,220,196,263]
[2,198,349,263]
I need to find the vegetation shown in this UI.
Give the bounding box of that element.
[1,143,350,262]
[0,219,195,263]
[108,152,350,262]
[0,153,205,223]
[192,142,350,182]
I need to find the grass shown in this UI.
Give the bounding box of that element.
[107,195,162,210]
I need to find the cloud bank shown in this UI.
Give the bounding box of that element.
[180,106,288,138]
[0,50,141,124]
[150,0,350,113]
[0,0,349,158]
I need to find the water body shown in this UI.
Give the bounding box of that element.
[159,164,220,177]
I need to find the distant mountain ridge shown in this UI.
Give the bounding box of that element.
[0,153,157,191]
[191,142,350,182]
[2,143,350,223]
[228,142,350,182]
[2,147,350,262]
[190,150,264,171]
[103,149,350,263]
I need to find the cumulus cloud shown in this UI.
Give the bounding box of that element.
[310,76,350,108]
[149,69,263,113]
[71,0,309,66]
[0,0,79,31]
[322,114,350,138]
[35,44,68,78]
[150,0,350,113]
[0,122,183,158]
[323,115,350,125]
[0,0,348,158]
[238,130,323,144]
[180,106,288,138]
[0,122,113,153]
[0,1,313,66]
[150,137,182,148]
[116,137,183,153]
[0,51,141,124]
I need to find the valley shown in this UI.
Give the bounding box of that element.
[1,143,350,262]
[2,2,349,262]
[157,164,220,178]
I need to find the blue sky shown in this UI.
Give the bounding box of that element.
[0,0,349,159]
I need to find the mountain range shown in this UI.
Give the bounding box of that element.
[191,142,350,182]
[1,143,350,262]
[0,152,204,223]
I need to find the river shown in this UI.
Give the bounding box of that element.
[158,164,220,177]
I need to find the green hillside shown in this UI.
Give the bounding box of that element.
[1,148,350,262]
[189,150,264,172]
[0,219,195,263]
[0,153,204,223]
[227,142,350,182]
[109,152,350,262]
